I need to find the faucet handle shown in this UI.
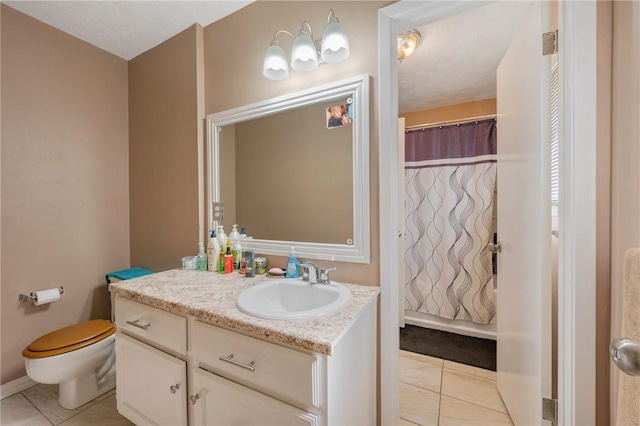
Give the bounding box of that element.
[319,267,337,284]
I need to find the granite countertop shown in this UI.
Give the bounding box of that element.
[110,269,379,356]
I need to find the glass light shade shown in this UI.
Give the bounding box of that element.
[291,29,318,72]
[321,21,350,63]
[263,41,289,80]
[397,30,421,62]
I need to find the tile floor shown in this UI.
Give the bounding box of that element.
[399,350,513,426]
[1,351,512,425]
[0,384,133,426]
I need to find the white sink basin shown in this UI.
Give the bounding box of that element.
[236,279,352,320]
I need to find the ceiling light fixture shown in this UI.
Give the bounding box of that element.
[263,10,350,80]
[397,30,421,63]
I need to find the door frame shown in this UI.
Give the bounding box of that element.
[377,1,598,425]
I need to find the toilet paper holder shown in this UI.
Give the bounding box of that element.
[19,286,64,303]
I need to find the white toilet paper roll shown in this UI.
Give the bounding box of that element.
[34,288,61,306]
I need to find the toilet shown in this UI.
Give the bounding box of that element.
[23,319,117,409]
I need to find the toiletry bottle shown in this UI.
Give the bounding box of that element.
[232,239,242,270]
[240,227,247,239]
[245,250,255,278]
[229,224,240,241]
[217,225,227,273]
[207,229,220,272]
[197,242,207,271]
[286,247,299,278]
[216,225,227,248]
[224,239,233,273]
[229,224,241,269]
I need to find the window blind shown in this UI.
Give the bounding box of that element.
[550,61,559,205]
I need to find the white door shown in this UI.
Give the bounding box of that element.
[496,2,552,425]
[398,117,406,327]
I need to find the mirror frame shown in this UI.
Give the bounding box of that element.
[206,74,370,263]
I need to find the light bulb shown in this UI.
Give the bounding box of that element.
[263,40,289,80]
[321,21,350,63]
[291,29,318,72]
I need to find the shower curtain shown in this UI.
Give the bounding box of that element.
[404,119,497,325]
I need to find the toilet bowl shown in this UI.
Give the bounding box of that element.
[23,319,117,409]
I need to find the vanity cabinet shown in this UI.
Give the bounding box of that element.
[116,333,188,426]
[190,367,317,426]
[113,292,376,426]
[115,297,189,426]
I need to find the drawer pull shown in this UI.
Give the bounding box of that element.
[126,319,151,330]
[189,394,200,405]
[169,383,180,394]
[219,354,255,372]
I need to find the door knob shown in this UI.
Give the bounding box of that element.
[488,242,502,253]
[610,338,640,376]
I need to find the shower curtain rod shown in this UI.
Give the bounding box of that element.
[404,114,497,131]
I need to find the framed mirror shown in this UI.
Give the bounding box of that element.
[206,74,370,263]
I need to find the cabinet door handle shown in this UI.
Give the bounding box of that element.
[126,319,151,330]
[218,354,255,372]
[189,394,200,405]
[169,383,180,394]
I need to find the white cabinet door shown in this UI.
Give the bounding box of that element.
[496,1,552,425]
[116,333,188,426]
[190,367,318,426]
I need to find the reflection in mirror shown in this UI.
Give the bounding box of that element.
[207,74,369,263]
[219,98,353,244]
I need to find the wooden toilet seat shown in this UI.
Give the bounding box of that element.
[23,319,116,358]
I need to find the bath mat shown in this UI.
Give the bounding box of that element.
[400,324,496,371]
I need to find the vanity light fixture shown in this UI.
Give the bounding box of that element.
[263,10,350,80]
[397,29,421,63]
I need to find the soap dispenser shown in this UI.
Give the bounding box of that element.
[197,242,207,271]
[216,225,227,273]
[229,224,240,241]
[216,225,227,248]
[286,247,299,278]
[229,225,242,270]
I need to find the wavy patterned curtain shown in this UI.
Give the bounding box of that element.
[404,119,497,325]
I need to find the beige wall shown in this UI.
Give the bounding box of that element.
[1,5,130,384]
[128,25,205,271]
[204,1,386,285]
[610,1,640,424]
[231,104,352,244]
[400,98,497,127]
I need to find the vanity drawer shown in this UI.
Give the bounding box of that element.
[191,321,321,410]
[115,296,187,355]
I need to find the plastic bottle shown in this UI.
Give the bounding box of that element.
[229,225,242,270]
[229,224,240,241]
[216,225,227,248]
[224,239,233,273]
[197,242,207,271]
[207,229,220,272]
[240,227,247,239]
[232,240,242,270]
[217,225,227,273]
[286,247,299,278]
[245,250,255,278]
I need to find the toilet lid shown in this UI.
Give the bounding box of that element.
[23,319,116,358]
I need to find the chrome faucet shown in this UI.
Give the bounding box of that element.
[298,261,336,285]
[298,261,318,284]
